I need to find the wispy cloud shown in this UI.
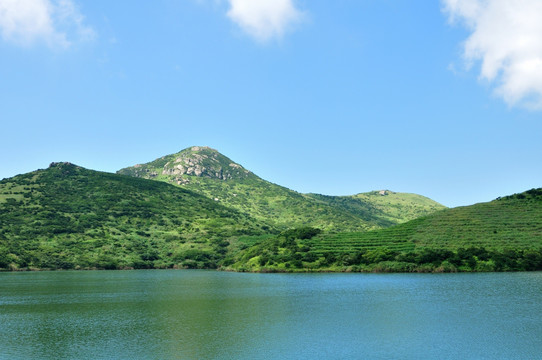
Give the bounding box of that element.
[0,0,94,48]
[226,0,304,42]
[443,0,542,109]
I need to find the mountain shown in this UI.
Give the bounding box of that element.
[228,188,542,272]
[0,162,267,270]
[118,146,445,232]
[1,158,540,273]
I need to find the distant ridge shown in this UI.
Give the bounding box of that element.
[306,190,446,227]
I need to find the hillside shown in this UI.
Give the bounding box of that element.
[306,190,446,227]
[228,189,542,272]
[118,146,444,232]
[0,162,267,270]
[340,189,542,252]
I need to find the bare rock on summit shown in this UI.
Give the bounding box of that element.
[118,146,253,181]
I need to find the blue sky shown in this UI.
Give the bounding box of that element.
[1,0,541,208]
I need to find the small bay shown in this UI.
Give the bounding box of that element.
[1,270,541,359]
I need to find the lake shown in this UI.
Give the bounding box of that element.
[1,270,541,359]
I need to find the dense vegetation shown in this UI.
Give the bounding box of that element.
[228,189,542,272]
[118,146,445,231]
[228,232,542,272]
[306,190,446,227]
[1,149,540,273]
[0,163,267,270]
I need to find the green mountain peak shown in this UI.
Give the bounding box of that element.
[117,146,446,232]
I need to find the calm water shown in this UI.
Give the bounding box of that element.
[1,271,541,360]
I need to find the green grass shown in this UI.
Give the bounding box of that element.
[305,232,416,255]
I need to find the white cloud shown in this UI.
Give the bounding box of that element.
[226,0,303,42]
[443,0,542,109]
[0,0,94,48]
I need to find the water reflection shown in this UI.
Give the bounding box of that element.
[1,271,541,359]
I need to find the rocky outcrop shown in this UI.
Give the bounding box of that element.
[161,146,251,181]
[117,146,254,182]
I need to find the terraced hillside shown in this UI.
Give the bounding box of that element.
[228,189,542,272]
[303,228,418,256]
[0,162,267,270]
[311,189,542,254]
[118,146,444,232]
